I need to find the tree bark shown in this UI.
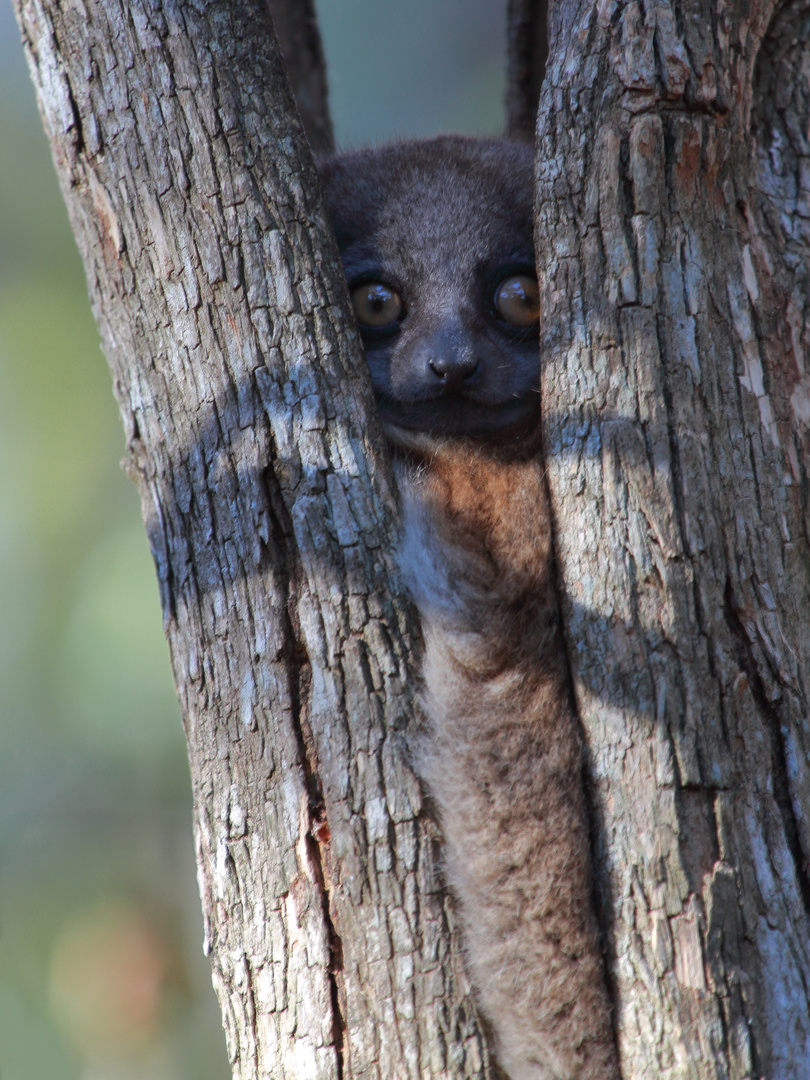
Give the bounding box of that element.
[13,1,496,1078]
[266,0,333,155]
[536,1,810,1077]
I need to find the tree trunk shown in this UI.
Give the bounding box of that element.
[536,1,810,1077]
[15,0,810,1077]
[13,1,496,1078]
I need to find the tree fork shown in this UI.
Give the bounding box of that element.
[15,0,810,1076]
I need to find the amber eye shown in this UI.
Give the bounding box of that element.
[350,281,403,328]
[494,274,540,328]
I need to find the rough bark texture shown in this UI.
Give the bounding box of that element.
[536,1,810,1077]
[13,1,498,1078]
[266,0,333,155]
[16,0,810,1076]
[505,0,548,141]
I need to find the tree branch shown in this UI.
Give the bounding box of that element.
[267,0,333,155]
[504,0,548,141]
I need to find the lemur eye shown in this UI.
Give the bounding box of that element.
[494,274,540,328]
[350,281,403,328]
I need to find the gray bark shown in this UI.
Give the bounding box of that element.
[537,1,810,1077]
[13,1,495,1078]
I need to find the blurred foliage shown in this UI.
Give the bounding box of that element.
[0,1,505,1077]
[318,0,505,147]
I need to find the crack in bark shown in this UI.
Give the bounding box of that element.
[723,577,810,919]
[261,456,346,1079]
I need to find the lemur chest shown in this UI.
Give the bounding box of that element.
[394,442,559,677]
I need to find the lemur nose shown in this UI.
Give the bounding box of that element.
[428,354,480,390]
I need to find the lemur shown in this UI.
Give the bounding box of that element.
[318,136,618,1080]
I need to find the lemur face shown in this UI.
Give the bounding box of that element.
[319,137,539,441]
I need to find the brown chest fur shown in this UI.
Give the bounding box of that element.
[397,439,618,1080]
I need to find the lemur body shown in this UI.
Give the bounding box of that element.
[319,137,618,1080]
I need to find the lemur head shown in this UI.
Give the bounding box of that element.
[318,136,539,445]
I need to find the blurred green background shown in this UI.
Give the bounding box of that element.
[0,2,505,1077]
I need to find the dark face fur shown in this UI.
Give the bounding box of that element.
[319,137,539,442]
